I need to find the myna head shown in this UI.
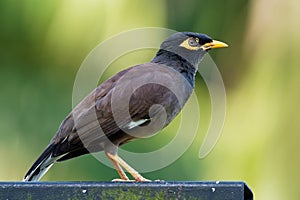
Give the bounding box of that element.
[159,32,228,66]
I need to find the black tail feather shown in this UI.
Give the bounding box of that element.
[23,145,55,181]
[57,148,89,162]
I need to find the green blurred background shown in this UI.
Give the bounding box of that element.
[0,0,299,199]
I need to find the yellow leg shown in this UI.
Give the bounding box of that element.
[105,152,129,181]
[105,152,151,182]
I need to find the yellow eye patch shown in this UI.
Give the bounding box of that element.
[179,37,201,51]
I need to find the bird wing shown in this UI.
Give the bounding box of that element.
[49,67,130,155]
[50,63,192,158]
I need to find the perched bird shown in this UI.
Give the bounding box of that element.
[23,32,227,182]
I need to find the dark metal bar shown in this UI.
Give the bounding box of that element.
[0,181,253,200]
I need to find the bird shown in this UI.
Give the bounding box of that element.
[23,32,227,182]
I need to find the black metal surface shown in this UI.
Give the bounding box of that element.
[0,181,253,200]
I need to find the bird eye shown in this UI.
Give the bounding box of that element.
[188,38,199,47]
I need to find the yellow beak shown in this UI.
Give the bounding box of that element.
[202,40,228,50]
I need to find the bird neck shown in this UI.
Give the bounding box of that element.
[151,49,197,87]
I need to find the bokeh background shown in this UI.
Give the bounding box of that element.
[0,0,299,199]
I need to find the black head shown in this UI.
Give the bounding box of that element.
[158,32,228,66]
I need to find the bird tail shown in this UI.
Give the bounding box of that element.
[23,145,58,182]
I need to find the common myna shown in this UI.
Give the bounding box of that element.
[23,32,227,182]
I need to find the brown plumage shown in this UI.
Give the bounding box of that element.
[23,32,227,181]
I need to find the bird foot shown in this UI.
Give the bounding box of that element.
[111,177,152,182]
[111,178,135,182]
[134,176,151,182]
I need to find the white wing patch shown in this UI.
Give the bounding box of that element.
[126,119,149,129]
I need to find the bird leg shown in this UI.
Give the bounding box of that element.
[105,152,129,181]
[105,152,151,182]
